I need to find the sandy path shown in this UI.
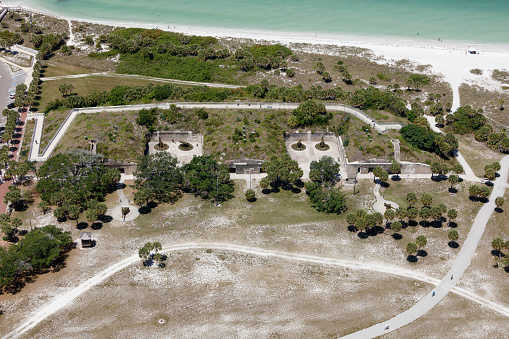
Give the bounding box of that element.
[4,241,509,339]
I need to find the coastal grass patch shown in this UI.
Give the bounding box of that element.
[18,119,35,162]
[37,75,164,110]
[458,84,509,127]
[455,134,503,177]
[342,116,452,166]
[42,62,99,78]
[53,110,146,163]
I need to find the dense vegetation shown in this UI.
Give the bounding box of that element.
[400,124,458,157]
[0,225,73,292]
[36,152,119,221]
[133,153,233,209]
[305,156,347,214]
[95,28,292,84]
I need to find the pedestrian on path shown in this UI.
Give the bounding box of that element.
[451,274,453,280]
[385,324,389,330]
[432,291,435,297]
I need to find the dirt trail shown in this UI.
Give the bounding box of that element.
[3,242,509,339]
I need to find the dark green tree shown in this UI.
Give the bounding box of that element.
[183,155,233,203]
[134,152,183,204]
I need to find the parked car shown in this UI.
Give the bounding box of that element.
[7,103,15,109]
[9,92,15,99]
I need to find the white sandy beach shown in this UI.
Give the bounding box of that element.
[3,0,509,110]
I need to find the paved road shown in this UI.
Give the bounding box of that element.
[342,154,509,338]
[4,241,509,339]
[0,60,14,115]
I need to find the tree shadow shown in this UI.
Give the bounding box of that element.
[270,187,280,193]
[138,206,151,214]
[100,215,113,223]
[448,187,458,194]
[448,221,458,228]
[246,197,257,203]
[380,181,390,188]
[391,175,401,181]
[485,181,494,187]
[408,220,418,227]
[448,241,460,249]
[261,188,272,195]
[295,179,305,188]
[407,255,418,263]
[495,207,504,213]
[392,233,402,240]
[417,249,428,257]
[431,220,443,228]
[91,222,103,230]
[347,225,358,233]
[76,222,88,230]
[491,250,503,257]
[291,187,301,194]
[357,232,368,239]
[142,258,154,267]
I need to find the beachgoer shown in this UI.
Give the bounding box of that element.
[432,291,435,297]
[385,325,389,330]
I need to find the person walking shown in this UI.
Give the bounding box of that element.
[432,291,435,297]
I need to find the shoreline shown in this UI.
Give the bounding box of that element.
[5,1,509,53]
[3,1,509,98]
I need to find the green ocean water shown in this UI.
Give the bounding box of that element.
[24,0,509,44]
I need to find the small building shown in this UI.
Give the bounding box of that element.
[225,159,264,174]
[80,232,93,248]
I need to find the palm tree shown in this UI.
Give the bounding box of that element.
[448,174,458,190]
[406,192,417,208]
[346,213,357,230]
[391,221,402,234]
[406,242,418,256]
[384,209,395,230]
[495,197,504,211]
[419,207,431,227]
[407,207,418,224]
[68,205,81,226]
[86,209,98,226]
[448,230,459,244]
[492,238,505,257]
[416,235,427,251]
[395,207,407,222]
[421,193,433,207]
[447,209,458,227]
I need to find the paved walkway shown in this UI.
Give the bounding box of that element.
[110,174,139,222]
[0,110,28,214]
[29,102,404,162]
[4,240,509,339]
[342,155,509,338]
[372,182,399,213]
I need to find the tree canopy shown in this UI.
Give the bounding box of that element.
[262,154,303,187]
[309,156,340,184]
[36,152,120,210]
[183,155,233,202]
[133,152,183,204]
[0,225,73,290]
